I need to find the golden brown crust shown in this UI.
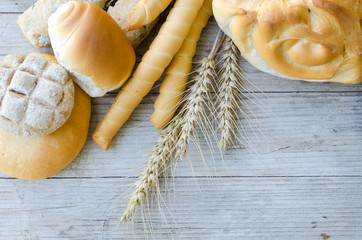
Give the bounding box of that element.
[48,1,136,97]
[150,0,214,129]
[0,53,91,180]
[213,0,361,84]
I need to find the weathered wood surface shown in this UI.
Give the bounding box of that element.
[0,1,361,239]
[1,178,362,239]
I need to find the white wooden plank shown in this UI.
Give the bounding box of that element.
[67,92,362,177]
[1,92,360,179]
[0,14,53,55]
[0,177,361,239]
[0,1,33,12]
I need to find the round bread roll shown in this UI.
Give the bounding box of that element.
[0,55,91,180]
[48,1,136,97]
[0,53,74,137]
[213,0,361,84]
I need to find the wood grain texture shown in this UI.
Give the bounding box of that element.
[0,92,359,179]
[0,178,361,239]
[0,1,33,13]
[0,0,361,239]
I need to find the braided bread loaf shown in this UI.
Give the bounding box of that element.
[213,0,361,83]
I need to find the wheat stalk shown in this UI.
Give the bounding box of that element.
[120,117,182,222]
[174,55,217,159]
[121,31,225,222]
[175,31,225,159]
[217,36,246,149]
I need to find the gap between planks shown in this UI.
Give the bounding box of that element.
[2,175,362,180]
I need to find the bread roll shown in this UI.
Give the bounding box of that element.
[213,0,361,84]
[0,53,74,137]
[17,0,108,48]
[107,0,159,48]
[48,1,136,97]
[0,55,91,180]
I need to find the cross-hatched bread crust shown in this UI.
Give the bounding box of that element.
[0,53,74,137]
[0,84,91,180]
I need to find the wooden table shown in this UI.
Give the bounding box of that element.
[0,1,361,239]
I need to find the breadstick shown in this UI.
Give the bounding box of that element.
[150,0,212,129]
[127,0,173,30]
[93,0,204,150]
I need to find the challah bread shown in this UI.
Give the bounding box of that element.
[0,54,91,180]
[48,1,136,97]
[17,0,108,48]
[0,53,74,137]
[213,0,361,84]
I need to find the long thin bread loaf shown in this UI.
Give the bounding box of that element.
[93,0,205,150]
[150,0,213,129]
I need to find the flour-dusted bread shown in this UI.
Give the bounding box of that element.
[108,0,158,48]
[0,82,91,180]
[17,0,108,48]
[0,53,74,137]
[48,1,136,97]
[213,0,362,84]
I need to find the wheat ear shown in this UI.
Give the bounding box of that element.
[217,36,247,149]
[174,31,225,159]
[120,32,225,222]
[120,117,182,222]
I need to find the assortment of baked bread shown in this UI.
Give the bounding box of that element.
[0,0,360,180]
[1,1,138,179]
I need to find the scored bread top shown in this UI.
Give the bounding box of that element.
[0,53,74,137]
